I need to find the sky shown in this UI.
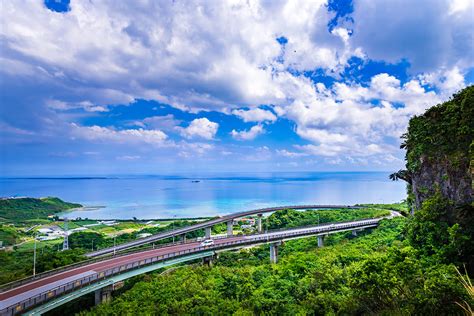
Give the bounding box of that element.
[0,0,473,176]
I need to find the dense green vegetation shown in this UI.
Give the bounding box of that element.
[401,85,473,173]
[264,207,390,230]
[0,197,82,222]
[0,225,21,246]
[360,201,409,215]
[406,194,474,271]
[0,248,85,285]
[81,218,471,315]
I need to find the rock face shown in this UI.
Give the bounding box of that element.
[411,154,472,220]
[393,86,473,221]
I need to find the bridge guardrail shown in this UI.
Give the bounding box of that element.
[0,218,380,316]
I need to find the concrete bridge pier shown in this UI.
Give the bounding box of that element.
[317,235,325,248]
[202,253,218,266]
[227,220,233,237]
[352,228,364,237]
[180,234,186,243]
[257,214,263,233]
[205,227,212,239]
[269,241,282,264]
[94,285,113,305]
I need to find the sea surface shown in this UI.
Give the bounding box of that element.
[0,172,406,219]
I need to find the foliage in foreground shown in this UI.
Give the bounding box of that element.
[406,194,474,271]
[82,218,472,315]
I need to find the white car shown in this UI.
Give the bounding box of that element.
[200,239,214,247]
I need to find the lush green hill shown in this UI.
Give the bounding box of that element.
[0,197,82,222]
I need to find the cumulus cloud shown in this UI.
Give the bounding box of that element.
[351,0,474,73]
[283,72,443,159]
[179,118,219,140]
[70,124,168,144]
[134,114,182,132]
[0,0,349,113]
[231,124,265,141]
[232,108,277,123]
[1,0,472,171]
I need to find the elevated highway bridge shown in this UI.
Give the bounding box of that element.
[0,205,398,315]
[86,205,361,258]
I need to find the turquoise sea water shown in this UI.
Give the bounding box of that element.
[0,172,406,219]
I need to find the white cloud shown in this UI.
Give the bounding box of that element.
[276,149,308,158]
[351,0,474,73]
[177,142,214,158]
[232,108,277,123]
[0,0,348,113]
[46,100,108,112]
[135,114,182,132]
[231,124,264,141]
[1,0,472,170]
[179,118,219,140]
[70,124,168,145]
[284,71,444,162]
[117,155,141,160]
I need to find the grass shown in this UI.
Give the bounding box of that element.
[15,239,63,252]
[455,267,474,315]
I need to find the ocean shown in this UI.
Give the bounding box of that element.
[0,172,406,219]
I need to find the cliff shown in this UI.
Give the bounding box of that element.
[392,86,473,222]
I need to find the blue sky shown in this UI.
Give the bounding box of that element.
[0,0,473,176]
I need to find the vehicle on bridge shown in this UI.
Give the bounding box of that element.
[200,239,214,247]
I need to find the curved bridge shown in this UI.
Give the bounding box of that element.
[86,205,360,258]
[0,206,397,315]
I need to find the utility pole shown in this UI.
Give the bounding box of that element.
[62,218,69,251]
[33,234,37,277]
[113,235,116,256]
[172,215,176,243]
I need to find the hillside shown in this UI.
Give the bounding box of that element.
[0,197,82,222]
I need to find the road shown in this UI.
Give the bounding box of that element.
[0,216,392,312]
[86,204,360,258]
